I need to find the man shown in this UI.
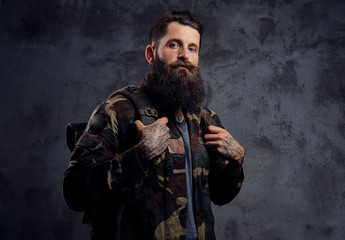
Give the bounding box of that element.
[63,11,245,240]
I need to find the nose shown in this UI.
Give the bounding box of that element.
[177,47,189,62]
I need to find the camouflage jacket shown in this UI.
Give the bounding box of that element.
[63,90,244,240]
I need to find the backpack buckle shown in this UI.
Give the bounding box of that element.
[144,108,158,118]
[127,85,139,94]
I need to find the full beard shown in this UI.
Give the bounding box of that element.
[140,57,206,113]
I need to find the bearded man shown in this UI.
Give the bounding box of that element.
[63,11,245,240]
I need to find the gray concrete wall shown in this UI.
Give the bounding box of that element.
[1,0,344,239]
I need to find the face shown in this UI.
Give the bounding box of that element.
[142,21,205,112]
[151,22,200,68]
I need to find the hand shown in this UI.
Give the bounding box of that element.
[204,126,244,164]
[135,117,170,161]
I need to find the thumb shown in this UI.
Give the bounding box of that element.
[135,120,145,131]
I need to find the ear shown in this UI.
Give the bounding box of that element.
[145,45,155,64]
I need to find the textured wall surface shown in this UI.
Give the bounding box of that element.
[1,0,345,239]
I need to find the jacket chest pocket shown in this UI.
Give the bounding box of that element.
[151,137,186,193]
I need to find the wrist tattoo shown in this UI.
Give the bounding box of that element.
[221,135,244,163]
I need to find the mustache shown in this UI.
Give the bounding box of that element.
[168,60,198,71]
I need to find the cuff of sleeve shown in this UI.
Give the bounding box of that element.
[119,147,149,184]
[225,159,244,185]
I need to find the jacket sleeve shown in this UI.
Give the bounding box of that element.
[207,111,245,206]
[63,95,149,212]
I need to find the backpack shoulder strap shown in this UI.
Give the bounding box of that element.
[108,85,158,125]
[200,106,217,129]
[66,85,159,152]
[66,122,88,152]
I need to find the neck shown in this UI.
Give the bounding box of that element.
[174,107,185,123]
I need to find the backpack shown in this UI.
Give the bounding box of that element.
[66,85,216,152]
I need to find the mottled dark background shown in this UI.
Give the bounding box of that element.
[1,0,345,239]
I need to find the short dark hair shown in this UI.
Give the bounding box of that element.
[149,11,203,47]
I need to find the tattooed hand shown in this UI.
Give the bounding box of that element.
[135,117,170,161]
[204,126,244,165]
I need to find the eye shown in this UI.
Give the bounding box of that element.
[189,47,197,53]
[169,42,179,49]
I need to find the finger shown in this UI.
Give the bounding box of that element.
[204,133,221,141]
[206,125,230,135]
[204,140,221,147]
[162,134,171,143]
[157,144,168,155]
[135,120,145,131]
[206,125,222,133]
[155,117,169,126]
[152,117,170,133]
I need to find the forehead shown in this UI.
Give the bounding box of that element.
[161,22,200,47]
